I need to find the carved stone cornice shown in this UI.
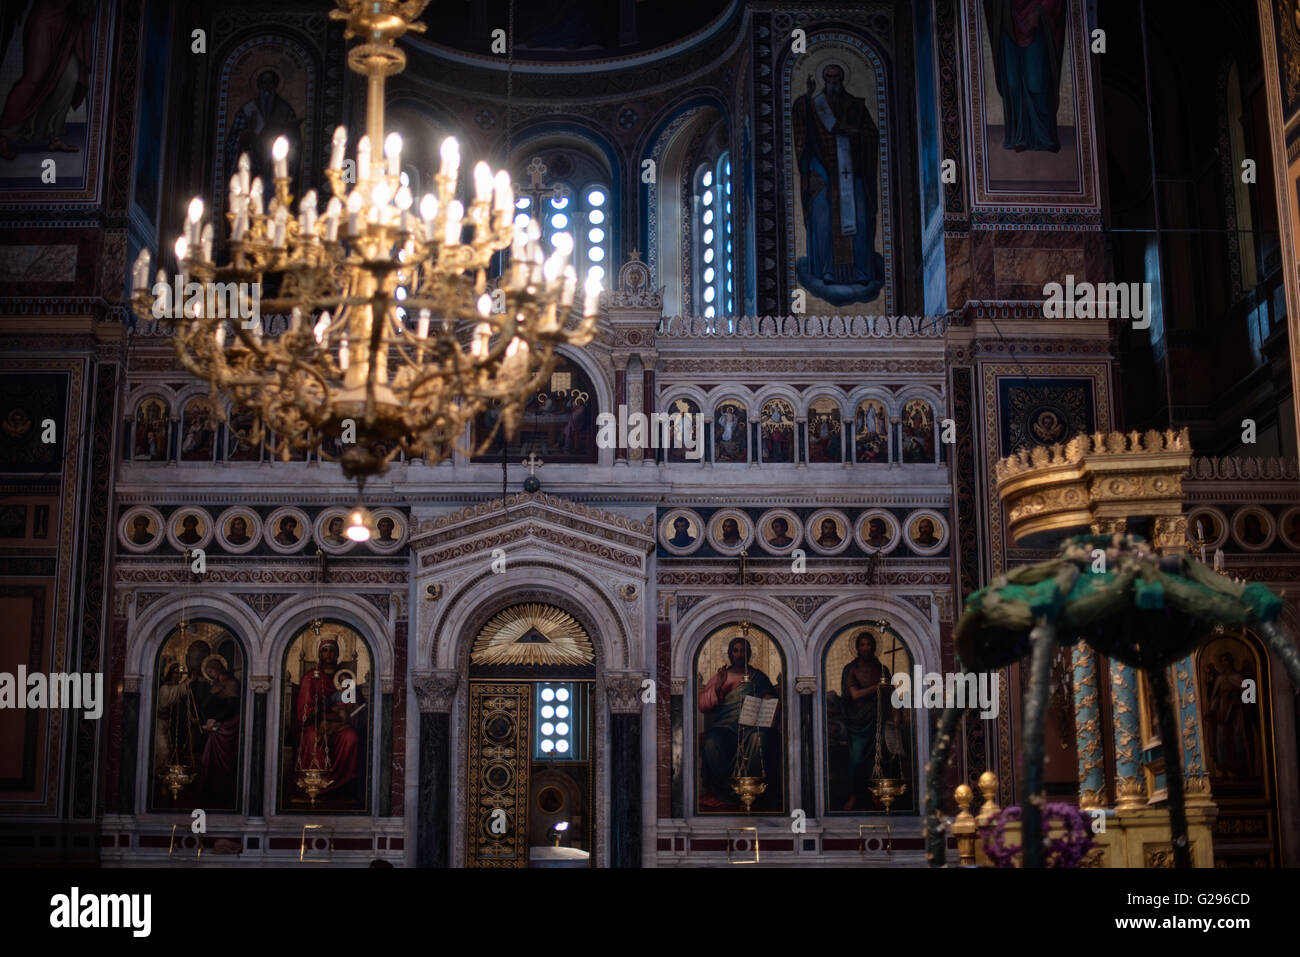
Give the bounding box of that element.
[605,672,646,714]
[412,671,459,713]
[416,492,654,540]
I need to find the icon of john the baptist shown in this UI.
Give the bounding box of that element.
[697,635,779,810]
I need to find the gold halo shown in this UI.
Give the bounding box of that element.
[200,653,229,677]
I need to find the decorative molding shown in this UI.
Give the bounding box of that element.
[899,594,933,619]
[772,593,834,622]
[359,592,391,620]
[419,492,654,538]
[658,314,947,339]
[658,590,675,622]
[795,675,818,695]
[412,671,459,713]
[671,677,685,696]
[249,675,272,694]
[424,523,644,570]
[661,358,945,375]
[605,672,646,713]
[123,675,141,694]
[659,569,948,586]
[676,594,707,617]
[135,591,167,614]
[116,567,409,584]
[1186,456,1299,481]
[235,592,289,619]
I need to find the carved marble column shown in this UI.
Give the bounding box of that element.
[613,354,629,465]
[670,676,685,817]
[1072,646,1105,809]
[247,675,271,816]
[796,417,808,469]
[642,363,656,466]
[795,675,817,813]
[607,672,644,867]
[1110,660,1147,811]
[118,674,141,815]
[1173,656,1213,807]
[627,356,644,463]
[413,671,458,867]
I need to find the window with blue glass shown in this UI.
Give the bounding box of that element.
[514,184,610,294]
[693,151,733,323]
[533,682,588,760]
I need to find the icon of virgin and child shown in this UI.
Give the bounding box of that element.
[292,636,362,801]
[697,634,781,811]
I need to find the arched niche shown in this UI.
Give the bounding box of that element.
[147,619,248,813]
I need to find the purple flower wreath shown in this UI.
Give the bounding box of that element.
[982,803,1096,868]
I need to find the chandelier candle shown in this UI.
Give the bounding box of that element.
[129,0,598,482]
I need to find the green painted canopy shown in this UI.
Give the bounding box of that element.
[955,534,1283,672]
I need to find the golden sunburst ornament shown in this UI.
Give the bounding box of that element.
[471,603,594,668]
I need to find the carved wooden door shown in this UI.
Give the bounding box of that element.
[466,681,531,867]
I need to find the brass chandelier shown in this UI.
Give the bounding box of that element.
[129,0,599,482]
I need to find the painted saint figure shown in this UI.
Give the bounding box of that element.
[668,516,696,549]
[766,516,794,549]
[698,636,778,810]
[792,61,887,305]
[0,0,95,160]
[196,655,241,807]
[294,638,359,796]
[1206,651,1258,778]
[840,631,899,811]
[983,0,1068,152]
[224,68,300,186]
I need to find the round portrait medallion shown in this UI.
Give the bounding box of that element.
[904,509,948,556]
[660,508,705,556]
[853,509,901,555]
[165,507,214,553]
[755,508,803,556]
[264,506,311,554]
[806,508,852,556]
[706,508,754,556]
[119,505,166,553]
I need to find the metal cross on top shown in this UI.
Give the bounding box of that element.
[522,452,544,476]
[518,157,569,211]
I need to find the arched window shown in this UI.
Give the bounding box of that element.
[692,151,734,322]
[512,150,612,294]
